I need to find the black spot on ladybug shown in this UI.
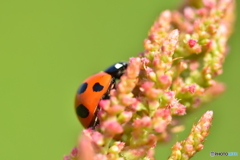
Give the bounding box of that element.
[92,82,104,92]
[77,82,88,94]
[76,104,89,118]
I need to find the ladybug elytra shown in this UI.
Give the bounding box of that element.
[75,62,128,128]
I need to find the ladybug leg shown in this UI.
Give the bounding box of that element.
[88,106,100,129]
[102,78,116,100]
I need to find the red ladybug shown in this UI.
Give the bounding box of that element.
[75,62,128,128]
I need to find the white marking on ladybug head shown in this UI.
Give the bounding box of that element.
[114,63,123,69]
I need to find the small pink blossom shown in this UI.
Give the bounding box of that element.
[152,109,172,132]
[92,131,104,146]
[141,57,150,64]
[140,81,162,99]
[63,155,71,160]
[98,100,110,111]
[145,66,153,75]
[183,84,197,93]
[155,108,171,119]
[126,57,141,79]
[164,91,175,101]
[101,120,123,136]
[203,0,216,8]
[158,74,172,88]
[196,8,208,16]
[184,7,195,20]
[133,116,151,128]
[120,95,135,106]
[118,111,133,123]
[104,104,124,115]
[169,100,186,115]
[70,147,78,157]
[109,142,125,153]
[188,39,197,48]
[77,134,95,160]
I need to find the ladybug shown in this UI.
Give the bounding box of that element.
[75,62,128,128]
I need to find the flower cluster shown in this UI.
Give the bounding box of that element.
[64,0,235,159]
[168,111,213,160]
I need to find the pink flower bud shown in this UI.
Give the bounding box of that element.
[133,116,151,128]
[77,134,95,160]
[63,155,71,160]
[101,120,123,136]
[158,74,172,89]
[188,39,197,48]
[196,8,208,16]
[92,131,104,146]
[184,144,194,153]
[99,100,110,111]
[127,57,141,79]
[140,81,162,99]
[169,100,186,115]
[118,111,133,123]
[141,57,150,64]
[164,91,175,99]
[203,0,216,8]
[153,109,171,132]
[70,147,78,157]
[106,104,124,115]
[184,7,195,20]
[109,141,125,154]
[187,84,197,93]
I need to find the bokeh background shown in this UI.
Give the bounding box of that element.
[0,0,239,159]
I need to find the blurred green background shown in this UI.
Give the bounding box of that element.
[0,0,239,159]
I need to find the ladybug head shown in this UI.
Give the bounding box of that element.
[104,62,128,79]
